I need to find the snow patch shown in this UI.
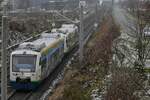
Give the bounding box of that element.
[91,89,102,100]
[39,71,64,100]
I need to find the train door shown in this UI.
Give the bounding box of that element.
[46,55,49,77]
[64,37,67,52]
[47,53,54,76]
[66,33,72,50]
[53,49,59,66]
[59,43,64,59]
[40,57,47,79]
[69,32,74,49]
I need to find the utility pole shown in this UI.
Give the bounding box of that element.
[1,1,8,100]
[95,0,98,23]
[112,0,114,8]
[79,1,84,64]
[94,0,98,31]
[12,0,15,11]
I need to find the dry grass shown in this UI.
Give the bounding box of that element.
[49,15,120,100]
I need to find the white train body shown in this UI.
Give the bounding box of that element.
[10,33,64,89]
[10,24,78,90]
[58,24,78,52]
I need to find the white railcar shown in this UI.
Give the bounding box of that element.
[58,24,78,52]
[10,24,78,90]
[10,32,64,90]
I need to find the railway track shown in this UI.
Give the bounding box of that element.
[8,91,33,100]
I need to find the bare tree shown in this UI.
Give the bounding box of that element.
[109,0,150,99]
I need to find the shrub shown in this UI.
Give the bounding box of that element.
[62,82,91,100]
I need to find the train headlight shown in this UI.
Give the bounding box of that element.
[32,74,35,76]
[12,73,18,76]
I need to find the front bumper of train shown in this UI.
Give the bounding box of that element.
[10,81,40,90]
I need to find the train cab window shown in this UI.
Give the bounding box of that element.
[12,55,37,72]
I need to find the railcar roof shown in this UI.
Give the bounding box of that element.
[61,24,76,28]
[17,32,63,52]
[33,37,56,47]
[58,27,76,33]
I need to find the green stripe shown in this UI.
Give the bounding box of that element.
[42,48,53,56]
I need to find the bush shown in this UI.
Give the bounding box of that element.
[62,82,91,100]
[105,68,143,100]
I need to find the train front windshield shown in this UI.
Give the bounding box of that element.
[12,55,37,72]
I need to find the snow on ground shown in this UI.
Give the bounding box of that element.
[40,71,64,100]
[113,6,150,100]
[91,74,112,100]
[40,52,77,100]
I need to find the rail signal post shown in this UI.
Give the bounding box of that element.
[79,1,85,64]
[1,1,8,100]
